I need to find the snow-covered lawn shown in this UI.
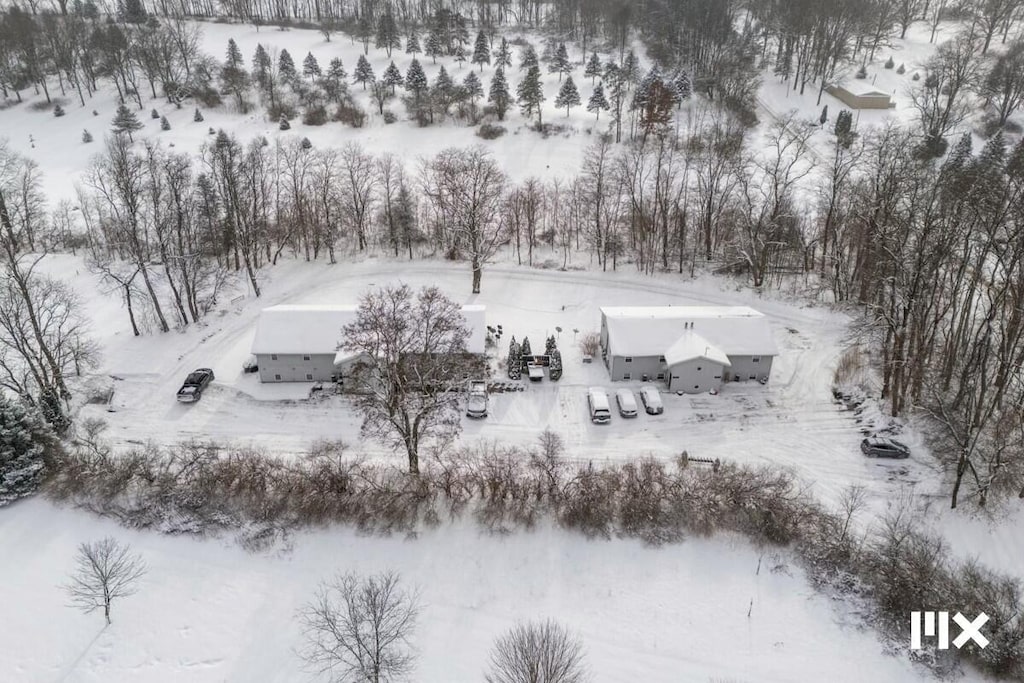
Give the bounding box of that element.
[0,497,961,683]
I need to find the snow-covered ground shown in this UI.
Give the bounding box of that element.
[0,497,966,683]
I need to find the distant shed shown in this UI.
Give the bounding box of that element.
[826,84,895,109]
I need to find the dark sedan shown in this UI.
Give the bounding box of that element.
[860,437,910,459]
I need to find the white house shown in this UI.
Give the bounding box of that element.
[251,304,486,384]
[599,306,778,393]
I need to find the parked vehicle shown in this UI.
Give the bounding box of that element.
[242,355,259,373]
[177,368,215,403]
[860,437,910,459]
[615,389,638,417]
[466,380,488,418]
[639,385,663,415]
[587,387,612,424]
[527,364,544,382]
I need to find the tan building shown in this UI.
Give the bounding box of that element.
[599,306,778,393]
[825,84,895,109]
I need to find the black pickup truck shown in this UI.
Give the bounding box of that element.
[176,368,215,403]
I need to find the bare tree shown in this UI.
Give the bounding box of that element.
[299,571,420,683]
[485,619,589,683]
[64,537,146,625]
[342,285,479,474]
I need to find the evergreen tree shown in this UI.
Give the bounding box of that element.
[584,52,602,82]
[406,30,421,55]
[357,15,372,53]
[834,109,854,147]
[222,39,252,110]
[301,136,312,150]
[54,104,66,117]
[554,75,581,116]
[151,108,160,119]
[375,13,402,57]
[382,61,404,94]
[252,44,272,91]
[0,396,56,506]
[454,12,470,49]
[549,43,571,82]
[193,107,203,121]
[226,37,243,68]
[521,336,532,358]
[353,54,375,90]
[120,0,146,23]
[279,113,290,130]
[471,31,490,71]
[819,105,829,126]
[405,58,429,99]
[433,66,455,110]
[488,67,511,120]
[82,129,93,143]
[453,44,466,68]
[112,103,143,141]
[495,38,512,69]
[278,49,298,85]
[464,70,483,104]
[160,115,170,130]
[507,337,521,379]
[323,58,348,102]
[517,65,545,124]
[603,59,618,82]
[673,70,691,103]
[519,43,538,71]
[622,50,640,86]
[425,28,444,63]
[632,67,662,111]
[303,52,321,80]
[587,81,609,119]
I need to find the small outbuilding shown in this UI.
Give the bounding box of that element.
[599,306,779,393]
[251,304,486,384]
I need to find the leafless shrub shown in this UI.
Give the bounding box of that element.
[833,345,868,389]
[299,571,420,682]
[64,537,146,625]
[577,332,600,357]
[485,619,589,683]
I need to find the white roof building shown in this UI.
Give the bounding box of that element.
[600,306,778,363]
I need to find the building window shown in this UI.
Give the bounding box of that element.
[694,385,699,389]
[303,354,311,361]
[714,375,721,379]
[623,373,631,380]
[656,373,665,380]
[271,353,278,361]
[658,356,666,363]
[274,374,281,381]
[624,357,633,363]
[697,366,702,371]
[306,373,313,380]
[752,357,760,363]
[749,375,756,380]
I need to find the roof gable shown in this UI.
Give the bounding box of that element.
[601,306,778,358]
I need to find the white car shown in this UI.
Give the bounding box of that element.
[466,380,488,418]
[615,388,638,417]
[587,387,612,424]
[639,385,663,415]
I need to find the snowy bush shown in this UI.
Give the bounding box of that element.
[53,104,65,117]
[302,104,328,125]
[81,129,93,143]
[0,396,58,507]
[333,100,366,127]
[896,63,905,74]
[279,114,291,130]
[150,108,160,119]
[578,332,600,357]
[160,115,170,131]
[476,122,506,139]
[193,108,204,122]
[884,56,894,69]
[382,109,398,124]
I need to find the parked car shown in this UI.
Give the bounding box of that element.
[527,364,544,382]
[466,380,488,418]
[177,368,215,403]
[860,437,910,459]
[639,385,663,415]
[587,387,612,424]
[615,388,638,417]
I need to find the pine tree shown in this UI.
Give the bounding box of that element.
[226,37,243,69]
[472,31,490,71]
[834,109,854,147]
[521,336,532,358]
[554,75,581,116]
[353,54,375,89]
[82,129,93,143]
[584,52,602,82]
[673,70,691,103]
[454,12,469,50]
[549,42,571,82]
[488,67,511,120]
[222,39,252,110]
[622,50,640,86]
[433,65,454,109]
[587,82,609,119]
[279,113,291,130]
[603,59,618,82]
[252,44,272,90]
[151,108,160,119]
[495,38,512,69]
[632,67,662,111]
[406,30,421,55]
[194,107,204,121]
[464,70,483,104]
[376,13,402,57]
[323,57,348,102]
[382,61,404,94]
[405,58,429,99]
[160,115,170,130]
[453,44,466,68]
[507,338,521,379]
[303,52,321,80]
[520,43,538,71]
[53,104,65,117]
[301,136,312,150]
[0,395,56,507]
[278,49,297,85]
[112,103,143,141]
[425,28,444,64]
[517,65,545,124]
[820,105,829,125]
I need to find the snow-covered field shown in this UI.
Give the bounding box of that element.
[0,497,962,683]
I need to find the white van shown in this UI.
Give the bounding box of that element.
[615,389,638,417]
[587,387,612,424]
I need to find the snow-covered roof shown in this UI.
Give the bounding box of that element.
[663,331,732,367]
[252,304,486,356]
[600,306,778,358]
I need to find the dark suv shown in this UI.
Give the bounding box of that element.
[860,437,910,459]
[177,368,215,403]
